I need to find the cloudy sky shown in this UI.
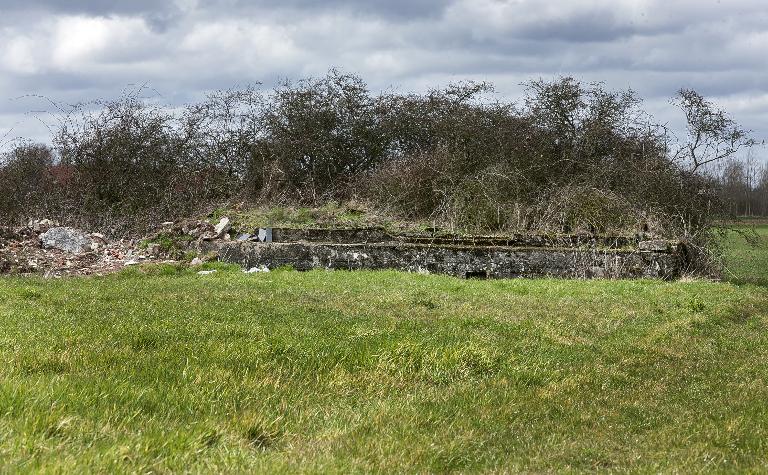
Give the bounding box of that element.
[1,0,766,158]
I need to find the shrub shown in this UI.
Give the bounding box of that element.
[0,143,57,224]
[0,70,751,273]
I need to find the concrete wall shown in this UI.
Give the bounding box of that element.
[217,240,684,279]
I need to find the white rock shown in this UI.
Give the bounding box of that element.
[213,217,231,239]
[40,227,92,254]
[244,265,270,273]
[197,270,217,275]
[190,257,203,266]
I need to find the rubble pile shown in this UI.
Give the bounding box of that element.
[0,217,232,277]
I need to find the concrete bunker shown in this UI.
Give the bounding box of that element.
[211,227,687,279]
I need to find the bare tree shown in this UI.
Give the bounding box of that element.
[672,88,757,172]
[758,164,768,216]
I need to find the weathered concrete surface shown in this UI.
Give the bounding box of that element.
[268,227,642,249]
[218,241,683,279]
[271,227,390,244]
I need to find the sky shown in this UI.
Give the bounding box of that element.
[1,0,766,160]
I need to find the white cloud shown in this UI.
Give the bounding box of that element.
[1,34,40,74]
[180,20,300,66]
[52,16,156,69]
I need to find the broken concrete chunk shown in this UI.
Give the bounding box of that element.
[39,227,92,254]
[257,228,273,242]
[245,265,270,273]
[214,217,231,239]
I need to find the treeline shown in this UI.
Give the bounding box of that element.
[717,157,768,217]
[0,71,755,245]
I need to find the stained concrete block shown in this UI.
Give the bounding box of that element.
[217,241,683,280]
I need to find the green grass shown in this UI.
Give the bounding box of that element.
[1,238,767,472]
[721,224,768,286]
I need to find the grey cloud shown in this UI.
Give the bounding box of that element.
[1,0,453,21]
[0,0,766,149]
[506,9,636,43]
[0,0,179,16]
[238,0,451,19]
[0,0,183,32]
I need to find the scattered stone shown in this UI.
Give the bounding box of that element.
[245,265,270,273]
[213,217,231,239]
[181,219,215,238]
[2,220,186,277]
[197,270,217,275]
[190,257,204,266]
[28,218,57,233]
[145,243,161,257]
[40,227,92,254]
[257,228,273,242]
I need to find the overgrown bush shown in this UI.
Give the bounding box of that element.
[0,70,753,272]
[0,143,58,223]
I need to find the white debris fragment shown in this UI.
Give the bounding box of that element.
[213,217,231,239]
[244,265,270,273]
[197,270,217,275]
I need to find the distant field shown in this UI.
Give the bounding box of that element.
[722,223,768,286]
[0,234,767,472]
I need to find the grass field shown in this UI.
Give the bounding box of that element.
[722,224,768,287]
[0,231,766,472]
